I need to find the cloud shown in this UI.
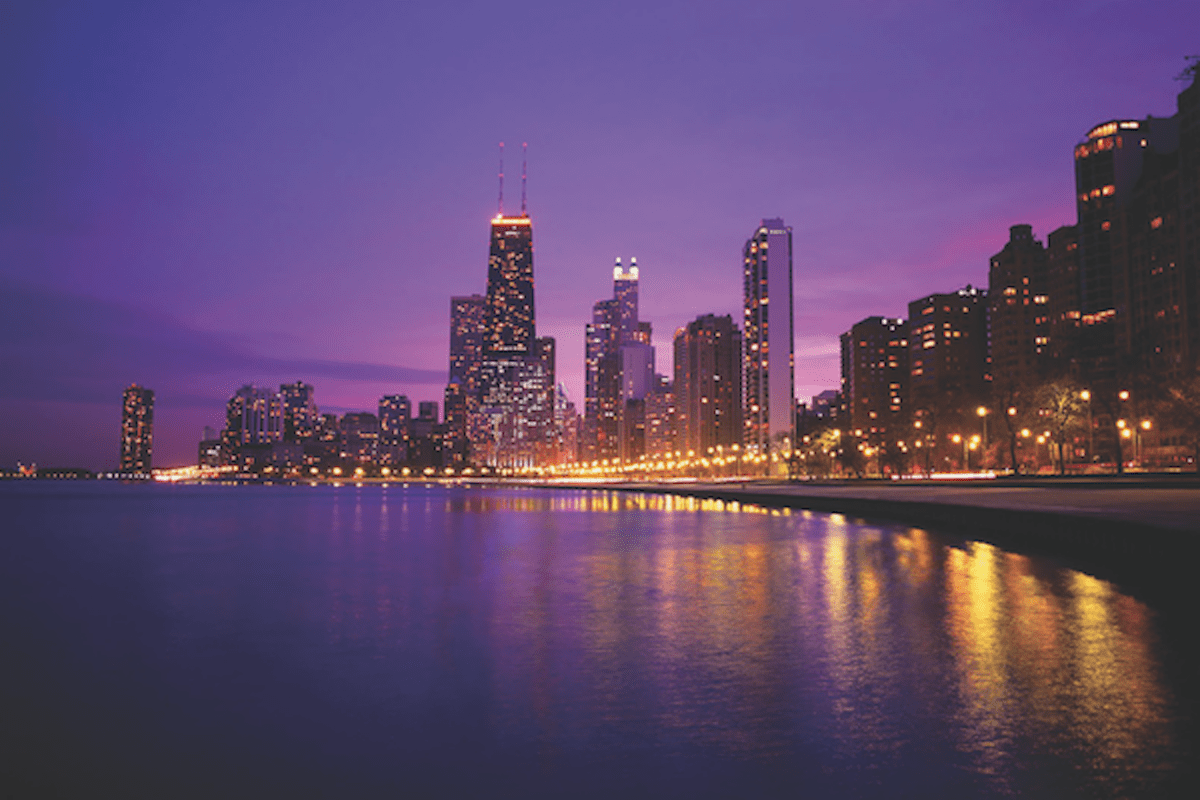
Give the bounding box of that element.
[0,276,445,406]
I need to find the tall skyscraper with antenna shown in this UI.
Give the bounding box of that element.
[485,143,535,358]
[461,143,557,468]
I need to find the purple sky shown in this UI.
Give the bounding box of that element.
[2,1,1196,469]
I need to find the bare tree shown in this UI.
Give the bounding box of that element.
[1035,380,1085,475]
[1154,369,1200,471]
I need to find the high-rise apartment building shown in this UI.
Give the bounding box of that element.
[907,287,989,419]
[120,384,154,474]
[280,381,317,442]
[988,225,1050,390]
[339,412,380,464]
[378,394,411,466]
[223,385,284,447]
[1045,224,1081,375]
[674,314,742,457]
[644,375,676,458]
[743,218,795,474]
[584,296,619,460]
[1074,113,1179,389]
[840,317,909,438]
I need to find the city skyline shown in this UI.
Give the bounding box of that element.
[2,2,1196,469]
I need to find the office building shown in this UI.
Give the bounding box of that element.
[120,384,154,474]
[584,258,655,462]
[743,218,795,474]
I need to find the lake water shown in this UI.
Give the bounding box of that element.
[1,481,1192,797]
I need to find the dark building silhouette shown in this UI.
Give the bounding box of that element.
[988,225,1050,390]
[1074,113,1179,387]
[339,412,380,464]
[840,316,909,440]
[120,384,154,474]
[1045,224,1081,375]
[674,314,743,457]
[908,287,989,418]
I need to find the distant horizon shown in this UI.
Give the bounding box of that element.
[3,1,1196,469]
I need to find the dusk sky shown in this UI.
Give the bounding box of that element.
[2,1,1196,469]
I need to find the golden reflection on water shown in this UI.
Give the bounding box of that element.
[308,487,1180,790]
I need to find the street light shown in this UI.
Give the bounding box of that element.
[1080,389,1093,464]
[1137,419,1152,467]
[976,406,989,465]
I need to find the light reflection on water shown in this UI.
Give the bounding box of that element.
[0,482,1190,797]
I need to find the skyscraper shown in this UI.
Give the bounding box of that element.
[456,149,561,469]
[450,295,488,397]
[584,258,655,462]
[743,218,795,474]
[120,384,154,474]
[447,294,487,465]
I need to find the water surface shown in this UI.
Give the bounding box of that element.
[1,482,1191,797]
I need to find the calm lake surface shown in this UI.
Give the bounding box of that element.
[1,481,1192,798]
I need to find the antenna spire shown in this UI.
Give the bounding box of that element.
[521,142,528,215]
[498,142,505,215]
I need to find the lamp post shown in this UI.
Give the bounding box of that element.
[1135,419,1152,468]
[1080,389,1093,464]
[976,406,989,468]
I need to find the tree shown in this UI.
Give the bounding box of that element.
[1034,380,1085,475]
[1153,369,1200,471]
[990,372,1042,474]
